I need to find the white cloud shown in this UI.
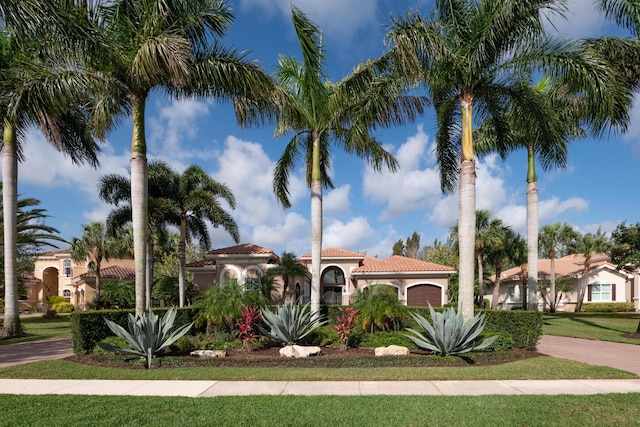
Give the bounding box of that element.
[582,220,620,236]
[363,126,442,219]
[238,0,378,43]
[324,184,351,214]
[251,212,309,254]
[621,101,640,158]
[544,0,609,38]
[323,216,374,250]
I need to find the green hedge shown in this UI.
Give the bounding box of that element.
[582,302,636,312]
[70,307,199,356]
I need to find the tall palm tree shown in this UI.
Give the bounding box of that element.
[539,222,578,312]
[267,252,310,303]
[0,32,104,337]
[388,0,628,321]
[271,6,427,315]
[72,0,275,315]
[159,163,240,307]
[571,230,611,312]
[70,221,130,306]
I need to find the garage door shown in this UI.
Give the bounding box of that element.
[407,284,442,307]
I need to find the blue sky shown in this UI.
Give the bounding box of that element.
[7,0,640,258]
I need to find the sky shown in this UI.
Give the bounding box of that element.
[6,0,640,259]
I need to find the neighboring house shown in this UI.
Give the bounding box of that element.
[489,253,639,311]
[187,244,456,307]
[25,249,135,311]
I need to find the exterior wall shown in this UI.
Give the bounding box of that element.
[353,275,450,306]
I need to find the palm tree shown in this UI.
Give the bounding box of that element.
[388,0,629,321]
[267,252,310,303]
[0,31,104,337]
[486,228,522,310]
[158,163,240,307]
[539,222,578,312]
[99,161,177,309]
[70,221,130,306]
[271,6,427,315]
[72,0,275,316]
[571,230,611,312]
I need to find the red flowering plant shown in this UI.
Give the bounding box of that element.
[334,307,361,350]
[237,306,261,352]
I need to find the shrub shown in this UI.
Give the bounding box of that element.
[93,336,130,355]
[334,307,361,349]
[582,302,635,312]
[51,302,73,313]
[357,330,417,349]
[478,332,514,352]
[47,296,66,306]
[259,303,326,345]
[352,284,407,332]
[237,306,261,351]
[483,310,542,350]
[170,335,197,353]
[98,307,194,369]
[306,325,341,346]
[404,305,497,356]
[100,280,135,309]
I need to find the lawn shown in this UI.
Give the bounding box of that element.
[2,394,640,426]
[0,314,71,346]
[542,312,640,344]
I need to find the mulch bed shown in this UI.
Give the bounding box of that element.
[66,346,541,369]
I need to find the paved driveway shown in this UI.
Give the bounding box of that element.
[0,338,73,368]
[537,335,640,376]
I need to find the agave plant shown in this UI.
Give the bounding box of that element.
[259,303,326,346]
[98,307,194,368]
[404,305,497,356]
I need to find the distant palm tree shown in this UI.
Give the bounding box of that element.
[271,6,427,315]
[267,252,310,303]
[539,222,578,312]
[157,163,240,307]
[487,229,523,310]
[388,0,630,321]
[69,0,275,315]
[70,221,130,306]
[571,230,611,312]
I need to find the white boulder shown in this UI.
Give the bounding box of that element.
[279,345,322,358]
[190,349,227,358]
[374,345,410,357]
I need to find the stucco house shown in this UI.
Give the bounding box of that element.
[187,243,456,307]
[24,249,135,311]
[489,253,639,311]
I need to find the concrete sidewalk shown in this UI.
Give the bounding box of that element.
[2,378,640,397]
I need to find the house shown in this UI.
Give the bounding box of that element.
[24,249,135,311]
[187,244,456,307]
[490,253,639,311]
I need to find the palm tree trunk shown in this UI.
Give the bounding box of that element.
[131,95,148,316]
[549,249,557,312]
[94,249,102,305]
[178,217,187,307]
[575,259,590,312]
[526,179,539,311]
[477,251,484,303]
[1,121,22,337]
[491,259,503,310]
[146,238,153,309]
[310,134,323,317]
[458,95,476,322]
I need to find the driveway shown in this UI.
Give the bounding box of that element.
[0,338,73,368]
[536,335,640,376]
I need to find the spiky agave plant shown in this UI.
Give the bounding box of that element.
[404,304,497,356]
[99,307,193,368]
[259,302,326,346]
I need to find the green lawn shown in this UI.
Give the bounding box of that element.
[542,312,640,344]
[0,314,71,346]
[2,394,640,426]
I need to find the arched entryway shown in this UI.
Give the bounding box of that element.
[407,283,442,307]
[42,267,59,305]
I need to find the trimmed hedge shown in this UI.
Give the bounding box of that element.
[70,307,199,356]
[582,302,636,312]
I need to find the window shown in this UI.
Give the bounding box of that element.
[63,259,72,277]
[508,286,521,303]
[63,289,71,302]
[321,267,345,305]
[244,268,262,290]
[589,284,613,302]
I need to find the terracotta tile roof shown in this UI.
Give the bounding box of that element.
[207,243,276,257]
[300,248,366,259]
[494,253,614,282]
[352,255,456,273]
[186,259,216,268]
[78,265,135,280]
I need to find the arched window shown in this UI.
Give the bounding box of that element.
[63,259,72,277]
[63,289,71,302]
[222,268,238,285]
[321,266,344,305]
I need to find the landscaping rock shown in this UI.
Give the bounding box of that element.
[279,345,322,358]
[190,349,227,358]
[374,345,410,357]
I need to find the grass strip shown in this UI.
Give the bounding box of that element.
[0,315,71,346]
[2,394,640,426]
[0,357,633,381]
[543,312,640,345]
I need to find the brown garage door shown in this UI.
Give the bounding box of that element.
[407,284,442,307]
